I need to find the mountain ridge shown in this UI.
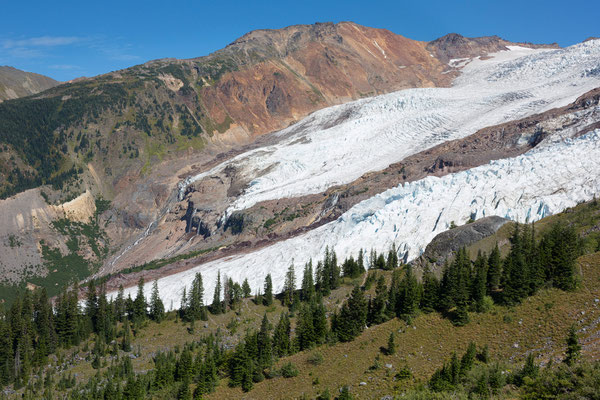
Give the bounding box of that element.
[0,65,59,102]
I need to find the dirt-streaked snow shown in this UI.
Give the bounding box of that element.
[179,41,600,218]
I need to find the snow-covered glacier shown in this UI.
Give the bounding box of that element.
[180,41,600,216]
[127,129,600,308]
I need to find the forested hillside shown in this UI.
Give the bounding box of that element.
[1,200,599,399]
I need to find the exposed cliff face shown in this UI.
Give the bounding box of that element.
[0,66,59,102]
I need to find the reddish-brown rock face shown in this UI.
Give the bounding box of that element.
[185,22,458,139]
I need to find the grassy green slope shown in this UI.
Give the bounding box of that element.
[14,200,600,399]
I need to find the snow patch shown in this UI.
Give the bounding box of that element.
[373,40,387,59]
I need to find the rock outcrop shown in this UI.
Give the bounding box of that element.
[419,216,510,266]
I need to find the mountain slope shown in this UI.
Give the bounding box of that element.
[0,23,562,295]
[108,39,600,305]
[0,23,551,200]
[0,66,59,101]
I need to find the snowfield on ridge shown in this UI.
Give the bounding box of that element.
[180,41,600,217]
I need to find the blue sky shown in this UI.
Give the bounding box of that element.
[2,0,598,81]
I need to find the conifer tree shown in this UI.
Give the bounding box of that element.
[85,280,98,334]
[283,264,296,308]
[440,248,471,324]
[375,253,386,270]
[472,251,488,312]
[564,325,581,366]
[453,302,470,326]
[330,249,340,289]
[315,260,325,294]
[296,304,316,350]
[272,313,291,357]
[242,278,251,298]
[34,288,56,361]
[386,244,399,270]
[549,223,578,291]
[180,287,188,319]
[369,249,377,269]
[312,299,328,344]
[177,377,192,400]
[334,286,367,342]
[188,273,207,321]
[263,274,273,306]
[396,265,420,319]
[97,284,113,341]
[387,332,396,355]
[230,280,243,309]
[487,243,502,296]
[460,342,477,375]
[56,286,80,346]
[386,269,401,320]
[176,347,193,382]
[223,276,232,312]
[368,274,388,325]
[501,224,529,304]
[211,271,222,314]
[421,266,440,313]
[114,285,125,322]
[342,256,357,278]
[338,386,353,400]
[121,319,132,352]
[150,280,165,323]
[357,249,365,275]
[301,261,316,302]
[0,311,11,385]
[321,246,340,291]
[133,278,147,322]
[517,353,539,385]
[450,352,460,386]
[229,343,249,387]
[257,313,272,370]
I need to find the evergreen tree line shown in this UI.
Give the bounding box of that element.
[0,221,581,396]
[0,276,165,390]
[348,222,580,328]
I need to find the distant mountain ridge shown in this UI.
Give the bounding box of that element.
[0,66,59,102]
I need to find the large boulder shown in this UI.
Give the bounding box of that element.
[419,216,509,267]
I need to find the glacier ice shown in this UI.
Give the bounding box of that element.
[120,129,600,309]
[179,41,600,217]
